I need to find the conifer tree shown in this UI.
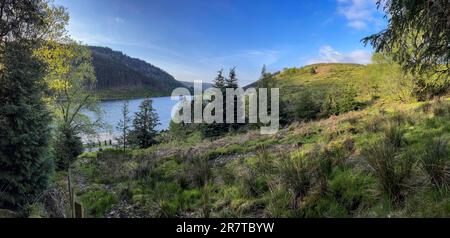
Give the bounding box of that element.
[225,67,239,89]
[0,0,53,207]
[116,101,132,151]
[0,42,53,208]
[213,69,226,91]
[225,68,239,131]
[130,99,160,149]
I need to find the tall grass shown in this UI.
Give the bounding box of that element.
[421,137,450,190]
[277,145,333,209]
[365,139,413,204]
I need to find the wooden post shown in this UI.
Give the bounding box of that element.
[68,168,74,218]
[74,202,84,218]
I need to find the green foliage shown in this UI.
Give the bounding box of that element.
[116,101,132,151]
[143,182,182,218]
[277,147,332,206]
[404,188,450,217]
[54,125,83,170]
[279,152,314,199]
[0,42,53,207]
[295,90,321,121]
[81,188,118,218]
[364,138,413,204]
[130,99,160,149]
[364,0,450,78]
[329,169,377,212]
[321,85,359,116]
[0,1,50,40]
[213,69,226,90]
[200,68,244,138]
[364,1,450,99]
[383,122,406,148]
[225,67,239,89]
[420,137,450,189]
[240,151,274,197]
[187,156,213,188]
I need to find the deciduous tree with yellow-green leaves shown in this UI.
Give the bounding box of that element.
[37,38,100,170]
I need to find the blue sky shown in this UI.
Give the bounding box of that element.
[54,0,386,86]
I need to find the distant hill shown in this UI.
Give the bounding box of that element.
[180,81,213,91]
[89,46,185,99]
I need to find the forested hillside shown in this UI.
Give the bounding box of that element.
[89,46,184,99]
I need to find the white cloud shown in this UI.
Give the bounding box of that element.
[307,45,372,65]
[347,20,367,30]
[337,0,380,30]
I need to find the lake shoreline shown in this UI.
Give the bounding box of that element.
[85,96,181,145]
[97,94,173,102]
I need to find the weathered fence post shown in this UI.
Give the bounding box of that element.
[74,201,84,218]
[68,168,84,218]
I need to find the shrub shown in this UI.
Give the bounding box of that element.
[295,90,321,121]
[54,126,83,171]
[338,86,359,114]
[321,85,359,117]
[421,137,450,189]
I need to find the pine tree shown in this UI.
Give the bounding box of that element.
[257,65,276,121]
[225,68,239,131]
[213,69,226,91]
[0,42,53,208]
[258,65,275,90]
[201,70,228,138]
[130,99,160,149]
[225,67,239,89]
[0,0,57,208]
[116,101,132,151]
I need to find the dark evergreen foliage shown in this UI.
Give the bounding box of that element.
[295,90,321,121]
[89,46,184,95]
[54,125,83,171]
[130,99,160,149]
[0,41,53,208]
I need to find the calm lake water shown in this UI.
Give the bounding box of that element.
[84,96,181,143]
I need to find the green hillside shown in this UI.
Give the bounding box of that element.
[67,63,450,218]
